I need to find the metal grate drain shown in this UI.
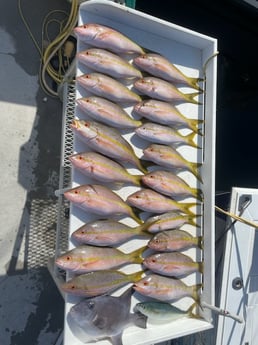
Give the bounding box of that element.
[27,83,75,271]
[55,82,75,255]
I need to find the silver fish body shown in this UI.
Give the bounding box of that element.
[69,151,141,186]
[77,73,142,104]
[135,122,199,148]
[77,48,142,79]
[133,273,202,302]
[135,301,194,323]
[144,211,198,233]
[70,120,146,173]
[76,96,142,128]
[141,170,203,200]
[148,229,203,252]
[55,244,145,273]
[61,269,144,297]
[127,188,197,215]
[68,287,147,345]
[74,23,145,54]
[133,53,203,90]
[64,184,141,223]
[71,219,150,246]
[134,77,200,104]
[143,252,203,277]
[143,144,202,182]
[133,99,203,133]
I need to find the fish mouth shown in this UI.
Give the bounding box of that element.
[70,119,80,129]
[133,284,146,294]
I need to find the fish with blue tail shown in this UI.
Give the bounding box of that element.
[135,301,198,324]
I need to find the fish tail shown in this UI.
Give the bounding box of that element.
[190,187,204,201]
[185,92,202,105]
[131,174,143,187]
[137,160,148,174]
[134,224,153,239]
[130,208,143,224]
[187,215,201,228]
[188,77,205,92]
[131,245,147,264]
[129,270,145,283]
[191,283,203,303]
[189,162,203,183]
[188,119,204,135]
[187,302,201,319]
[185,132,201,149]
[181,202,200,216]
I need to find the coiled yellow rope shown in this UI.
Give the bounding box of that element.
[18,0,79,98]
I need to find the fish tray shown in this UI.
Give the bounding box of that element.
[63,1,217,344]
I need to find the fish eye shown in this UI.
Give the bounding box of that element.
[84,122,90,127]
[151,258,156,263]
[78,155,83,160]
[143,281,149,286]
[80,230,85,234]
[83,24,88,28]
[66,256,72,261]
[87,301,95,310]
[74,190,79,194]
[70,285,75,289]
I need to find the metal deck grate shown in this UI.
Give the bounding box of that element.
[55,82,75,258]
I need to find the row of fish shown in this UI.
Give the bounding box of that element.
[70,212,199,245]
[63,22,204,345]
[56,241,202,275]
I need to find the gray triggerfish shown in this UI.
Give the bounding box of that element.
[67,287,147,345]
